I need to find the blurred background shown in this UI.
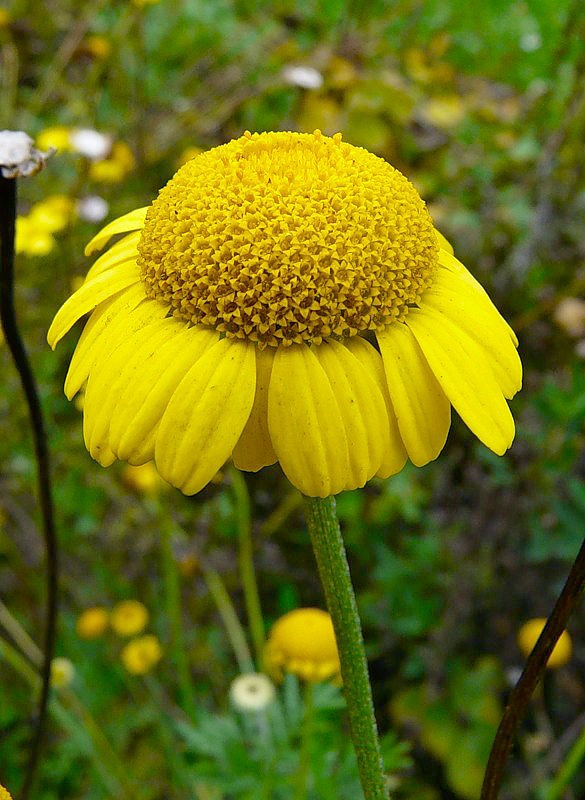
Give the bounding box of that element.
[1,0,584,798]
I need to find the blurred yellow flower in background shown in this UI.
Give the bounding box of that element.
[0,8,11,28]
[121,635,162,674]
[0,783,14,800]
[29,195,75,233]
[36,126,73,153]
[121,462,169,495]
[176,145,203,168]
[517,618,572,669]
[265,608,341,683]
[50,657,75,688]
[89,141,135,183]
[83,34,111,60]
[15,216,55,256]
[76,606,109,639]
[110,599,149,637]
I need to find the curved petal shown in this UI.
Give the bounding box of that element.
[377,322,451,466]
[155,339,256,495]
[345,336,408,478]
[406,306,515,455]
[232,347,278,472]
[84,207,148,256]
[84,232,141,283]
[422,272,522,399]
[315,340,389,487]
[438,249,518,347]
[268,344,350,497]
[84,318,176,464]
[435,228,454,255]
[64,284,149,398]
[110,325,220,464]
[48,262,141,348]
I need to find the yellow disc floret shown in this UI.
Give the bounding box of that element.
[138,130,438,347]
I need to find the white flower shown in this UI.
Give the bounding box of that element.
[229,672,276,712]
[0,130,52,178]
[282,65,324,90]
[77,195,109,223]
[50,657,75,688]
[70,129,112,160]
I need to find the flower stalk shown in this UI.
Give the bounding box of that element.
[303,495,388,800]
[1,155,58,800]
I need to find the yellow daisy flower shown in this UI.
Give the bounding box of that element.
[517,618,572,669]
[121,634,163,674]
[0,784,14,800]
[110,599,149,636]
[265,607,341,683]
[76,606,109,639]
[48,131,521,498]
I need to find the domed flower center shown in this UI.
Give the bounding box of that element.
[137,130,438,347]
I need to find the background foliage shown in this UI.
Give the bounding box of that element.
[1,0,584,798]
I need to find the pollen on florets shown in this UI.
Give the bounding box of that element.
[137,130,438,346]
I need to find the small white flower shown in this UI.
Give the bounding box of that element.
[70,129,112,160]
[50,657,75,688]
[520,32,541,52]
[229,672,276,712]
[282,65,324,90]
[0,130,52,178]
[77,195,109,223]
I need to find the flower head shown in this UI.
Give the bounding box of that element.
[50,657,75,688]
[121,634,162,674]
[229,672,276,711]
[264,607,341,683]
[48,131,521,497]
[76,606,109,639]
[517,618,572,669]
[0,784,13,800]
[110,599,149,636]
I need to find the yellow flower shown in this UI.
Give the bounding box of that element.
[110,599,149,636]
[121,634,162,674]
[0,784,14,800]
[121,462,168,494]
[89,142,135,183]
[15,216,55,256]
[29,195,75,234]
[48,131,521,497]
[264,607,341,683]
[76,606,109,639]
[50,657,75,688]
[0,9,11,28]
[517,618,572,669]
[132,0,160,6]
[83,34,111,60]
[36,126,72,153]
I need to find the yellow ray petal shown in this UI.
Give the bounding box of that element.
[155,339,256,495]
[406,306,515,454]
[315,340,389,487]
[48,262,141,348]
[435,228,454,255]
[268,344,350,497]
[377,322,451,466]
[345,336,408,478]
[232,347,277,472]
[84,232,141,283]
[438,249,518,346]
[422,275,522,399]
[64,284,149,398]
[110,325,219,464]
[84,319,176,464]
[84,207,148,256]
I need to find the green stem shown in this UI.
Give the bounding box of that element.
[230,467,265,666]
[159,523,198,719]
[543,722,585,800]
[202,567,254,673]
[294,682,314,800]
[303,495,387,800]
